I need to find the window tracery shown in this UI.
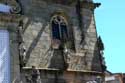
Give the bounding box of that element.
[51,15,68,49]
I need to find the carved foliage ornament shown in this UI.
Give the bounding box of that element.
[0,0,21,14]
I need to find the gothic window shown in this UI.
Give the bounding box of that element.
[51,15,68,48]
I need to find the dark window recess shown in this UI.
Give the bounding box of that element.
[52,20,61,39]
[60,23,68,42]
[52,16,68,42]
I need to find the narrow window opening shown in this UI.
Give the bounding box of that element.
[51,15,68,49]
[52,18,61,40]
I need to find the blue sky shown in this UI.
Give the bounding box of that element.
[94,0,125,73]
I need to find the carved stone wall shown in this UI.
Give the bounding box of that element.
[0,0,105,82]
[22,69,103,83]
[17,0,103,72]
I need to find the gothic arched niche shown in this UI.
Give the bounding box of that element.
[50,10,75,51]
[49,12,70,70]
[49,11,76,70]
[51,15,68,49]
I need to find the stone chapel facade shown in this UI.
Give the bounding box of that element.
[0,0,106,83]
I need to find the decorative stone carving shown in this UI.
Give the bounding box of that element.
[0,0,21,14]
[10,3,21,14]
[80,1,101,10]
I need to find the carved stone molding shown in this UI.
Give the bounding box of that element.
[43,0,77,5]
[51,9,69,21]
[80,1,101,10]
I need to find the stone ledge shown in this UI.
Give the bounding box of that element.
[22,67,104,75]
[0,13,22,23]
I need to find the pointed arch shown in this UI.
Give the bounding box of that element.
[50,10,76,51]
[51,14,69,49]
[51,15,68,39]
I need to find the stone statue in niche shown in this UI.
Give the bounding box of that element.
[18,21,27,67]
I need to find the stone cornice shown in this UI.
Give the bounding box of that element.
[43,0,101,9]
[41,0,77,6]
[80,1,101,10]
